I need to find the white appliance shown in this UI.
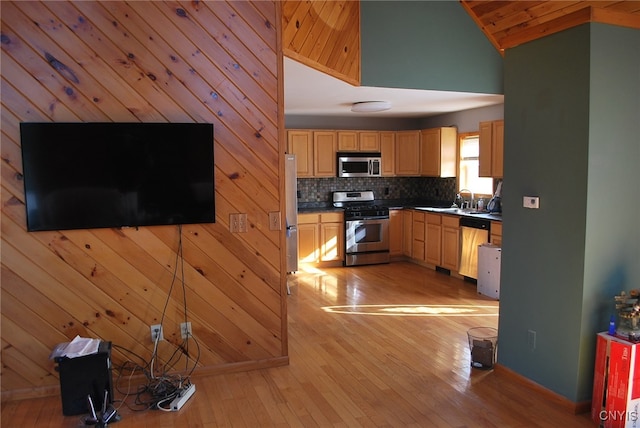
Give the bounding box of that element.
[477,243,501,299]
[285,154,298,273]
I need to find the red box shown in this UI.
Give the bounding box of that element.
[592,333,640,427]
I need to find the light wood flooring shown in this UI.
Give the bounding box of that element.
[1,261,594,427]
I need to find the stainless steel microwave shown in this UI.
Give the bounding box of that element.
[337,152,382,177]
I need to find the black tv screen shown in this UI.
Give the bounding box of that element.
[20,122,215,231]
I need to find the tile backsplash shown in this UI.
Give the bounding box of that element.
[297,177,457,204]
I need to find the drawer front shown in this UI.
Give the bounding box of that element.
[425,213,441,225]
[298,214,320,224]
[321,212,343,223]
[442,215,459,228]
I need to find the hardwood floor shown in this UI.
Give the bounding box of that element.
[1,262,594,427]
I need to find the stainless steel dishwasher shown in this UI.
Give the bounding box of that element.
[458,216,491,280]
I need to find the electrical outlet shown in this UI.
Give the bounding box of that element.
[527,329,536,350]
[229,213,239,233]
[150,324,164,342]
[180,322,192,339]
[238,213,247,233]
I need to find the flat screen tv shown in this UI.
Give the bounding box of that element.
[20,122,215,232]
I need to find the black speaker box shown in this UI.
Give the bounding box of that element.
[55,341,113,416]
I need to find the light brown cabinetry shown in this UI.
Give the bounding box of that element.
[287,130,314,177]
[490,221,502,246]
[314,131,338,177]
[425,213,442,266]
[380,131,395,176]
[402,210,413,257]
[420,127,457,177]
[395,130,421,176]
[358,131,381,151]
[389,209,404,258]
[441,215,460,271]
[298,212,344,264]
[337,131,358,151]
[287,130,337,177]
[337,131,381,152]
[479,120,504,178]
[411,211,426,262]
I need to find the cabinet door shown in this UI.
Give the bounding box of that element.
[421,127,457,177]
[425,214,442,266]
[389,209,403,257]
[402,210,413,257]
[298,223,319,263]
[358,131,381,152]
[492,120,504,178]
[478,121,493,178]
[314,131,337,177]
[412,211,426,262]
[490,221,502,246]
[420,128,440,177]
[479,120,503,178]
[380,131,395,176]
[320,222,343,261]
[395,131,420,176]
[337,131,358,151]
[287,130,313,177]
[441,216,460,271]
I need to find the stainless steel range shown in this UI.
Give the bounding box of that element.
[333,191,390,266]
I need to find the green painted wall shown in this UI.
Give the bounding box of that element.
[360,1,503,94]
[500,23,640,402]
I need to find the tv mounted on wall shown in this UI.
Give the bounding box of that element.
[20,122,215,232]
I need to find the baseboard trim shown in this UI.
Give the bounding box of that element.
[494,364,591,414]
[1,356,290,403]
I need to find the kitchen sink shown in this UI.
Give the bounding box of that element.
[421,207,461,213]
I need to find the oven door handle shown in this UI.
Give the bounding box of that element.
[346,216,389,222]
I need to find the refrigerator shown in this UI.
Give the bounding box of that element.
[285,154,298,273]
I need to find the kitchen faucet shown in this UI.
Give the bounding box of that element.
[456,189,475,209]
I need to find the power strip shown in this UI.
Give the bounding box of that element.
[170,384,196,411]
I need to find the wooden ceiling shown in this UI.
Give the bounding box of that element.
[460,1,640,53]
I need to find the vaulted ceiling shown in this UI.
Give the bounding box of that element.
[460,1,640,53]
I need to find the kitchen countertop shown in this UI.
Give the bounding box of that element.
[298,201,502,221]
[410,206,502,222]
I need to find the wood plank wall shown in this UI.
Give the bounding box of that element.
[282,0,360,85]
[0,0,286,400]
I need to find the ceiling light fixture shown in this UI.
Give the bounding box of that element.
[351,101,392,113]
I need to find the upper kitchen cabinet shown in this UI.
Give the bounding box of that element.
[314,131,338,177]
[479,120,504,178]
[337,131,358,151]
[287,130,314,177]
[380,131,395,176]
[358,131,381,151]
[287,130,337,177]
[337,131,381,152]
[420,127,457,177]
[395,130,421,176]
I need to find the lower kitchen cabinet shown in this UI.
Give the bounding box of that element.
[425,213,442,266]
[441,215,460,271]
[402,210,413,257]
[389,209,404,258]
[411,211,426,262]
[298,212,344,264]
[491,221,502,246]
